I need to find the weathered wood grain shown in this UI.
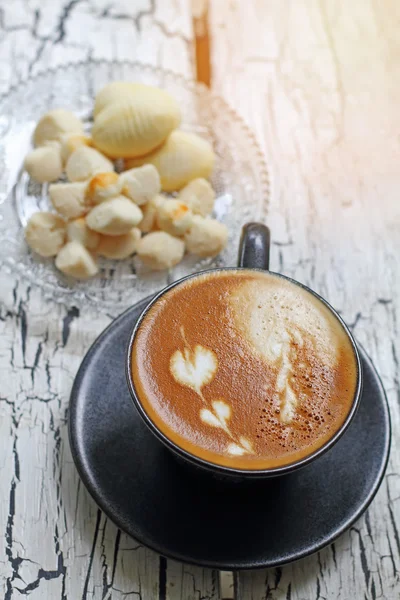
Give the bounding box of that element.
[0,0,193,95]
[0,2,214,599]
[1,0,399,598]
[210,1,400,598]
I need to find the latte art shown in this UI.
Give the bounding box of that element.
[132,270,358,469]
[170,329,218,398]
[169,328,254,457]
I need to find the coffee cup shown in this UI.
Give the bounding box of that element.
[126,223,362,479]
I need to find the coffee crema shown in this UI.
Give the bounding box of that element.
[131,270,358,469]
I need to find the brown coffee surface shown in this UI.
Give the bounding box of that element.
[131,270,358,469]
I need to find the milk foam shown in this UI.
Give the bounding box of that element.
[228,276,340,424]
[132,269,357,470]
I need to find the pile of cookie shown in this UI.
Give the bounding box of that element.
[23,82,228,279]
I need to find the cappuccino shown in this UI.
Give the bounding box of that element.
[131,270,358,469]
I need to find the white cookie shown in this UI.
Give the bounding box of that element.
[86,172,121,204]
[119,164,160,206]
[179,178,215,217]
[136,231,185,270]
[157,199,193,236]
[33,109,84,147]
[86,196,143,235]
[66,146,113,182]
[49,182,88,219]
[25,212,66,257]
[55,241,99,279]
[97,228,141,259]
[67,218,100,250]
[24,146,63,183]
[60,134,92,164]
[139,194,166,233]
[184,216,228,257]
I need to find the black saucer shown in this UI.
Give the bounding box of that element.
[69,297,391,570]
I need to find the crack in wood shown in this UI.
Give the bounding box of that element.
[54,0,86,44]
[82,509,102,599]
[0,0,399,598]
[62,306,80,347]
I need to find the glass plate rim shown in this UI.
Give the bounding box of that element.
[0,59,272,311]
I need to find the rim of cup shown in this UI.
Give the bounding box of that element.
[126,267,363,478]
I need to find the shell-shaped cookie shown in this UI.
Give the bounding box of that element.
[125,131,215,191]
[33,109,84,147]
[93,81,140,117]
[92,87,181,159]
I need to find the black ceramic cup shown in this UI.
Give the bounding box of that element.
[126,223,363,480]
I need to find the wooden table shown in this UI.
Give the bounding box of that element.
[0,1,398,598]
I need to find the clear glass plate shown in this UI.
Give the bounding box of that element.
[0,60,271,311]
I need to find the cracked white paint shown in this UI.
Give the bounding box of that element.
[0,2,210,599]
[0,1,399,599]
[210,2,400,599]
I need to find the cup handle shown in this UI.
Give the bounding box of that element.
[237,222,270,270]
